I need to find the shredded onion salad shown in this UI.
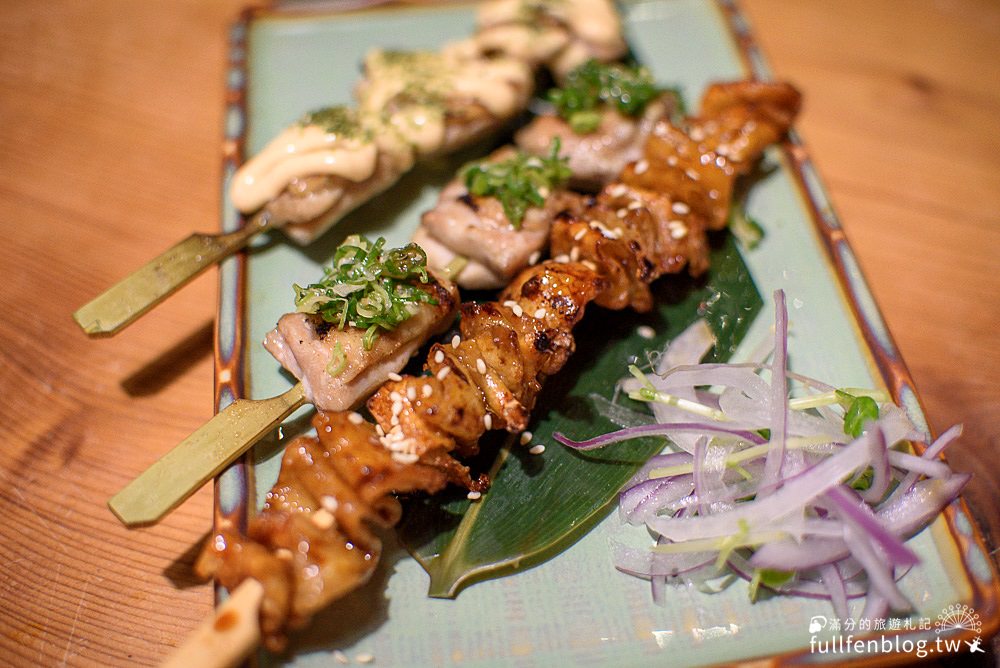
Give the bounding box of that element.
[555,290,968,621]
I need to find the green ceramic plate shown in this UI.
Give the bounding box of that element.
[213,1,1000,665]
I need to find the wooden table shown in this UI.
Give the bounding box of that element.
[1,0,997,664]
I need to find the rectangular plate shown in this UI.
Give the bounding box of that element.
[214,1,1000,665]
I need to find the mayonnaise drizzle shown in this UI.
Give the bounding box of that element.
[231,121,378,213]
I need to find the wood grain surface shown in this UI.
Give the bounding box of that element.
[0,0,997,665]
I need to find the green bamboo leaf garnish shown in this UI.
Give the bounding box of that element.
[399,236,762,598]
[547,59,673,134]
[462,140,571,228]
[293,234,436,351]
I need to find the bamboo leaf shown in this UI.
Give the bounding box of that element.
[399,237,762,597]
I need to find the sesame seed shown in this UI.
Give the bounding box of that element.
[324,425,332,433]
[434,350,445,364]
[637,325,656,339]
[333,650,349,665]
[573,227,587,241]
[389,391,402,402]
[627,200,642,210]
[553,254,570,263]
[634,159,649,175]
[520,431,533,445]
[537,186,550,198]
[392,452,419,465]
[311,509,335,530]
[529,444,546,455]
[671,201,690,215]
[685,168,700,181]
[390,415,399,426]
[483,414,493,430]
[376,424,385,436]
[608,183,627,198]
[467,491,482,500]
[667,155,678,166]
[581,260,598,271]
[534,307,546,319]
[407,386,417,401]
[348,412,364,425]
[616,208,627,218]
[422,384,433,398]
[512,303,524,317]
[356,653,374,665]
[387,372,403,382]
[451,334,461,349]
[529,251,541,265]
[276,548,294,561]
[708,189,719,200]
[503,300,518,308]
[321,495,339,512]
[476,358,487,374]
[437,366,451,380]
[391,400,403,416]
[670,223,688,239]
[570,247,580,262]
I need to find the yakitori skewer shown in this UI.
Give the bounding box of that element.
[73,0,626,337]
[157,79,801,664]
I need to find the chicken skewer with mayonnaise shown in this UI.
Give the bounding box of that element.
[74,0,629,337]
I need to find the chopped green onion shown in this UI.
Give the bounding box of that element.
[462,139,571,228]
[326,341,347,377]
[749,568,793,602]
[547,60,670,133]
[293,235,436,350]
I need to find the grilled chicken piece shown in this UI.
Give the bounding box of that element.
[622,81,802,230]
[515,95,675,191]
[368,261,607,488]
[197,412,449,652]
[263,278,458,411]
[475,0,627,79]
[416,147,583,289]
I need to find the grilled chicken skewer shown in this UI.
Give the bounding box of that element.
[189,79,801,658]
[74,0,628,337]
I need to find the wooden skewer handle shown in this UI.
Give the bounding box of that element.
[108,383,308,527]
[161,579,264,668]
[73,214,273,337]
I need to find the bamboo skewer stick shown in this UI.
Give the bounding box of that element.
[73,213,274,337]
[109,382,307,527]
[161,579,264,668]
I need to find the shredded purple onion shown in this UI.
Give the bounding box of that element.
[561,291,969,620]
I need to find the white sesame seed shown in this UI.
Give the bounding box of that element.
[690,126,705,141]
[483,414,493,430]
[437,366,451,380]
[529,251,541,265]
[573,227,587,241]
[276,548,294,561]
[616,208,627,218]
[670,224,688,239]
[534,307,546,319]
[634,159,649,175]
[311,508,335,530]
[325,425,332,433]
[387,372,403,382]
[581,260,598,271]
[570,246,581,262]
[389,391,402,402]
[627,200,642,210]
[671,201,690,215]
[537,186,550,198]
[467,491,482,500]
[553,254,570,263]
[348,412,364,425]
[512,303,524,317]
[376,424,385,436]
[529,444,546,455]
[637,325,656,339]
[392,452,419,465]
[422,384,433,398]
[407,386,417,401]
[503,300,518,309]
[608,183,628,198]
[434,350,445,364]
[391,401,403,416]
[520,431,533,445]
[356,653,374,664]
[390,415,399,426]
[321,495,339,512]
[451,334,461,349]
[685,168,700,181]
[709,189,719,200]
[476,358,487,374]
[333,650,349,665]
[667,155,678,166]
